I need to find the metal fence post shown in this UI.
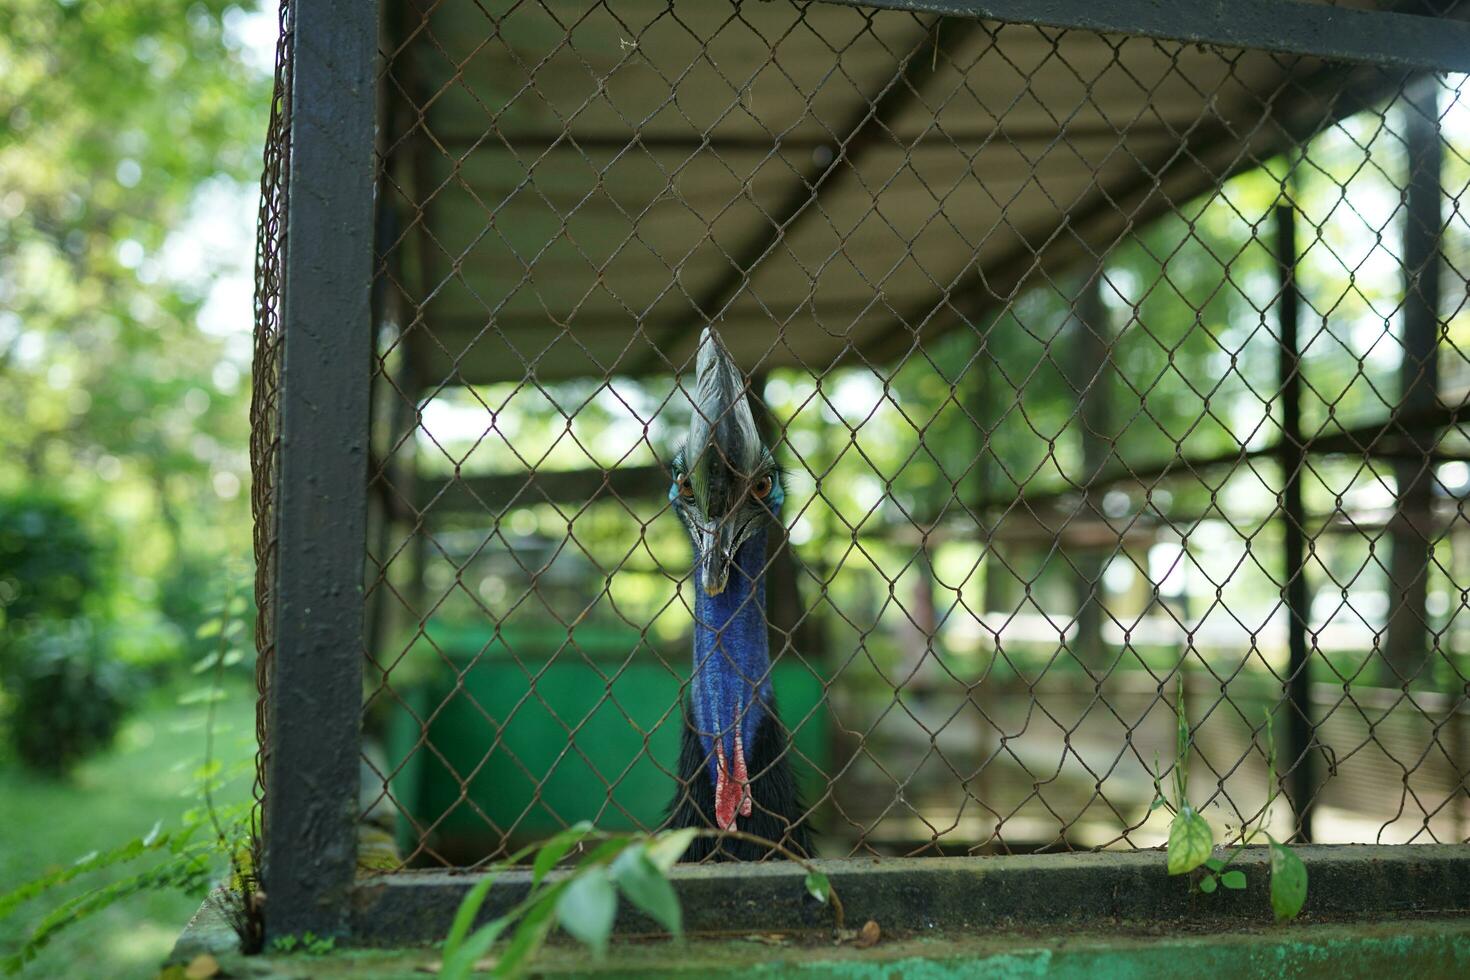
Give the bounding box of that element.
[1276,199,1315,843]
[1069,262,1112,668]
[263,0,378,942]
[1385,78,1444,686]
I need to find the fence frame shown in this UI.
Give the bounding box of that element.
[262,0,378,944]
[260,0,1470,943]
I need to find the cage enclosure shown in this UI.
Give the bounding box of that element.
[252,0,1470,945]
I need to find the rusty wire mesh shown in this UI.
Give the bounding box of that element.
[250,0,293,854]
[252,0,1470,868]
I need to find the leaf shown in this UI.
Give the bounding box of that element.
[555,867,617,956]
[443,875,498,963]
[1174,678,1191,804]
[611,849,682,936]
[1204,857,1226,873]
[532,822,594,885]
[184,954,219,979]
[1166,807,1213,875]
[575,837,635,870]
[645,828,698,872]
[494,892,560,978]
[1269,840,1308,922]
[442,918,510,980]
[804,871,830,905]
[1198,873,1218,894]
[195,620,222,639]
[0,826,173,918]
[1220,870,1247,891]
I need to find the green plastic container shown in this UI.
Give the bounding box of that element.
[384,624,828,860]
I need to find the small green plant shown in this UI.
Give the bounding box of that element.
[435,827,839,979]
[1158,680,1308,922]
[271,931,335,956]
[0,576,260,973]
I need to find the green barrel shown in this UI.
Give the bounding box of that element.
[384,623,828,861]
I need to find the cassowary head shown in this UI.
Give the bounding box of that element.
[669,329,784,595]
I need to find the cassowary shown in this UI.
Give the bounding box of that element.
[665,328,814,861]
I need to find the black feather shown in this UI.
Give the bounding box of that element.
[667,696,814,862]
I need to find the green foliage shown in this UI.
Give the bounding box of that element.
[1165,806,1213,877]
[0,0,265,685]
[554,867,617,957]
[1269,839,1309,922]
[271,932,336,956]
[436,826,835,979]
[0,815,220,975]
[1161,691,1309,922]
[0,584,259,974]
[437,830,687,980]
[608,847,681,936]
[0,493,104,627]
[4,621,131,774]
[804,870,831,905]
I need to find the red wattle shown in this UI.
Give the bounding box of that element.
[714,731,752,830]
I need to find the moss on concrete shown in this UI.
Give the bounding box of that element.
[171,915,1470,979]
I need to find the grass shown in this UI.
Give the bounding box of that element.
[0,677,256,979]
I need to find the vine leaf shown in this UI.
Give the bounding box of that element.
[1220,870,1247,891]
[611,848,682,937]
[555,867,617,956]
[1166,807,1213,875]
[532,821,594,885]
[444,874,496,959]
[1269,840,1308,922]
[804,871,830,905]
[645,828,697,873]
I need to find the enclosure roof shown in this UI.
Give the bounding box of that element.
[378,0,1439,386]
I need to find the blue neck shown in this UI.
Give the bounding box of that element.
[691,534,771,788]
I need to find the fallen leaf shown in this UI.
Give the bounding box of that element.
[185,954,220,979]
[745,933,790,946]
[417,958,498,975]
[855,920,881,949]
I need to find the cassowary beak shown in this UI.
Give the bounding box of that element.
[686,327,762,597]
[693,519,744,596]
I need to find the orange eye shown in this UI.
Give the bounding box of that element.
[678,477,695,500]
[753,475,773,499]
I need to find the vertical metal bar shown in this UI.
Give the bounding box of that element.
[1276,200,1315,843]
[1386,79,1444,686]
[1069,263,1111,668]
[264,0,378,943]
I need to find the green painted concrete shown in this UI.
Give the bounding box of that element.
[172,911,1470,979]
[382,624,829,854]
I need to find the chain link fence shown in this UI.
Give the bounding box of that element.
[250,0,293,861]
[257,0,1470,870]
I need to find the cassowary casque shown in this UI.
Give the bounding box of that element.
[665,328,814,861]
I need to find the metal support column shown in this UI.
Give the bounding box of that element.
[1069,263,1112,668]
[1276,200,1315,843]
[264,0,378,942]
[1385,79,1444,686]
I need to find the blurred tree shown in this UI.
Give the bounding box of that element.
[0,491,130,772]
[0,492,105,627]
[0,1,268,661]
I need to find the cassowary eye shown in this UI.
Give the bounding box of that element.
[753,474,773,499]
[678,476,695,501]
